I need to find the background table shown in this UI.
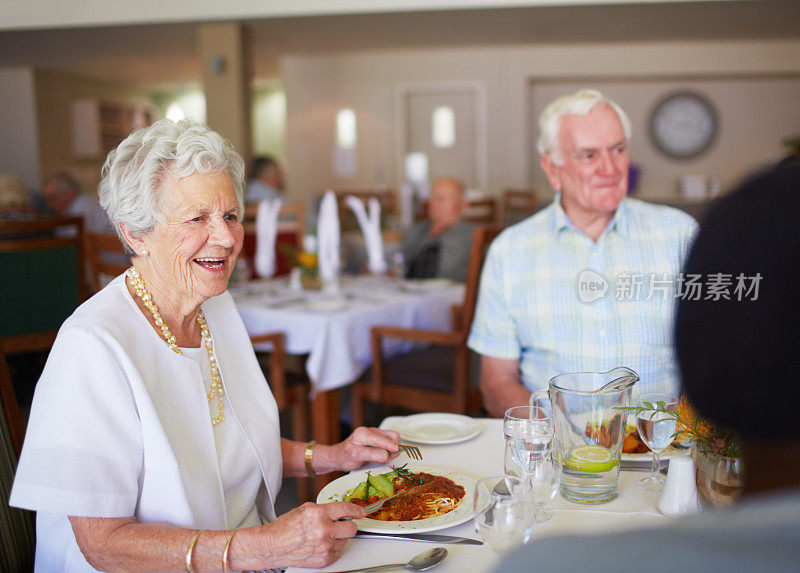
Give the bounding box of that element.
[288,418,668,573]
[232,276,464,450]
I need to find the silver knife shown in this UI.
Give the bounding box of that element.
[355,533,482,545]
[341,483,429,520]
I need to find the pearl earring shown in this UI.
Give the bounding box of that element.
[141,249,149,256]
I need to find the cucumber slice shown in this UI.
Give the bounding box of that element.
[344,480,369,502]
[368,473,394,497]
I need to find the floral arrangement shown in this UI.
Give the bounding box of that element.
[278,242,318,277]
[619,396,741,458]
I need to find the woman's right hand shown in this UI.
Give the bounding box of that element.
[256,501,365,569]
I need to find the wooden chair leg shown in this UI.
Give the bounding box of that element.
[291,385,313,503]
[351,383,367,429]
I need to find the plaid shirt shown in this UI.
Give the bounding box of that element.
[468,195,698,395]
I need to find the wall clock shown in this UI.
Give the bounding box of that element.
[649,91,718,159]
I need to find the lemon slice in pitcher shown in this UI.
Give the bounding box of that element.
[564,445,620,473]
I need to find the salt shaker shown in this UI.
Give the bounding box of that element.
[658,456,702,518]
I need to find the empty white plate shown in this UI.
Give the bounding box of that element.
[390,413,482,445]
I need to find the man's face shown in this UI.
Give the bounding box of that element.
[43,180,76,214]
[542,105,629,221]
[428,179,465,230]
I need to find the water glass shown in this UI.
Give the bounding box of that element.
[503,405,553,478]
[636,392,679,491]
[526,439,562,522]
[473,475,537,553]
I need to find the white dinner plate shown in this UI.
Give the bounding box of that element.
[317,465,477,534]
[401,278,455,292]
[389,413,482,445]
[305,297,348,311]
[621,443,690,462]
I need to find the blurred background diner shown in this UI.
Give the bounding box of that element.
[2,1,800,571]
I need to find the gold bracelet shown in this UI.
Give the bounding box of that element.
[304,440,317,478]
[222,529,237,573]
[184,529,204,573]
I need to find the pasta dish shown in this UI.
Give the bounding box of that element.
[349,470,466,521]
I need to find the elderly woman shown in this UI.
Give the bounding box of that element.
[10,120,401,572]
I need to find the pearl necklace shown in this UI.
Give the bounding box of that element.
[126,266,225,425]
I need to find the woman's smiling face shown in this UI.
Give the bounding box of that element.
[143,170,243,305]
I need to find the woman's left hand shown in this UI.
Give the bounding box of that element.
[316,427,402,473]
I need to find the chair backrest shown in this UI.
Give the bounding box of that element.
[417,197,498,225]
[0,341,36,572]
[334,189,397,232]
[242,201,306,277]
[462,197,498,225]
[459,224,502,335]
[501,188,540,226]
[84,231,130,293]
[0,217,85,354]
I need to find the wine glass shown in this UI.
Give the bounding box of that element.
[636,392,679,491]
[473,475,537,553]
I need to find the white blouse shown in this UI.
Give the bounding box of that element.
[10,275,283,571]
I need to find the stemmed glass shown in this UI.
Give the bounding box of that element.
[635,392,679,491]
[473,475,537,553]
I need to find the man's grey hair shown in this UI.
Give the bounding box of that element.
[98,119,245,252]
[537,89,632,165]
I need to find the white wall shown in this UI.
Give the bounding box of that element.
[283,39,800,202]
[0,68,41,188]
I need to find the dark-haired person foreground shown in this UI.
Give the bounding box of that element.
[497,163,800,572]
[10,120,400,572]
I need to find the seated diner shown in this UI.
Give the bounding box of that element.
[9,119,401,572]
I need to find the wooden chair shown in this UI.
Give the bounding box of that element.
[500,189,540,226]
[463,197,498,225]
[417,197,498,225]
[249,332,312,501]
[242,201,306,277]
[0,217,85,355]
[334,189,397,232]
[84,231,130,293]
[351,225,502,427]
[0,341,36,572]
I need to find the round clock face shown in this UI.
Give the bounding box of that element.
[649,91,718,159]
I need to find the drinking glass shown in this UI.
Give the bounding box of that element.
[525,439,562,523]
[635,392,679,491]
[473,475,537,553]
[503,405,553,479]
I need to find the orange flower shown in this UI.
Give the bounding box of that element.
[297,252,318,268]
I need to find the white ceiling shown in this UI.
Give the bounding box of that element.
[0,1,798,87]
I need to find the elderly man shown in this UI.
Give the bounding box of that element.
[402,176,474,282]
[245,155,285,203]
[498,163,800,573]
[43,172,113,234]
[468,89,697,416]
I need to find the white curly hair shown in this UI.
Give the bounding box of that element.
[98,119,245,253]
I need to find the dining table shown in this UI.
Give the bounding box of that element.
[231,274,465,481]
[286,417,670,573]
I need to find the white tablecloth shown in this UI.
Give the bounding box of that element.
[288,418,668,573]
[232,276,464,394]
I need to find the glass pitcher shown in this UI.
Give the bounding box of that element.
[530,367,638,504]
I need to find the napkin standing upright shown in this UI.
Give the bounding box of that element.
[254,199,282,278]
[317,190,341,289]
[345,196,387,274]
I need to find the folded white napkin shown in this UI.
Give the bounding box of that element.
[317,191,340,284]
[254,199,282,278]
[345,196,387,274]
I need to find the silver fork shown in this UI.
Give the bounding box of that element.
[399,443,423,460]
